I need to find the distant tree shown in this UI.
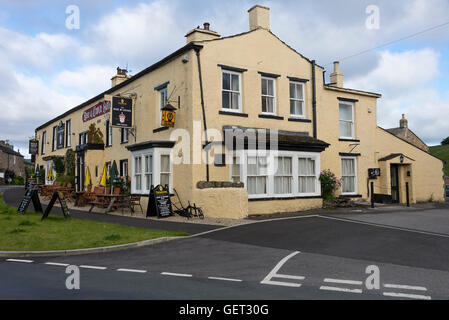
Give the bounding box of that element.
[442,137,449,145]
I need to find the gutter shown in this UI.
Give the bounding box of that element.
[195,47,210,182]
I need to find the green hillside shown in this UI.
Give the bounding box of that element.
[429,145,449,176]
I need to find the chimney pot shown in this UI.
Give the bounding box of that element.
[400,114,408,128]
[330,61,344,87]
[203,22,210,30]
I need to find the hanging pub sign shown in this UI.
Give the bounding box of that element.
[57,122,65,149]
[83,101,111,122]
[112,97,133,128]
[147,185,173,218]
[29,139,39,155]
[161,104,176,127]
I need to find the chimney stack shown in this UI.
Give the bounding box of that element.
[185,22,220,43]
[248,5,270,31]
[111,67,131,87]
[330,61,344,87]
[400,114,408,128]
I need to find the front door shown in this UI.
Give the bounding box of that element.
[390,164,400,203]
[77,152,85,192]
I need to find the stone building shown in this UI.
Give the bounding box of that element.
[386,115,429,152]
[34,5,445,218]
[0,140,25,182]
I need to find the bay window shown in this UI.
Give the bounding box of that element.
[134,156,142,191]
[274,157,292,195]
[247,155,268,195]
[145,155,152,190]
[160,155,171,187]
[298,158,316,194]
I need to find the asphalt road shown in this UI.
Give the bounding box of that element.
[1,186,449,300]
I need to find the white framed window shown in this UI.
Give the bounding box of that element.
[131,148,172,194]
[66,120,71,147]
[134,156,142,191]
[339,102,355,139]
[290,82,305,118]
[145,155,152,191]
[298,157,316,194]
[247,155,268,196]
[341,157,357,195]
[52,126,57,151]
[106,120,112,146]
[261,77,276,114]
[41,131,46,154]
[232,150,320,199]
[222,71,242,112]
[121,128,129,143]
[159,87,168,127]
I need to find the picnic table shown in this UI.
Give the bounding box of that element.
[88,194,131,214]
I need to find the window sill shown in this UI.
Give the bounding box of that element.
[121,141,129,145]
[288,118,311,123]
[153,127,169,133]
[219,110,248,117]
[258,114,284,120]
[339,138,360,142]
[249,195,322,201]
[340,194,362,198]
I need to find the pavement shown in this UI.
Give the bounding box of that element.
[1,185,449,300]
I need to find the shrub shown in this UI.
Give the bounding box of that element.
[53,157,65,176]
[319,169,341,201]
[65,149,75,176]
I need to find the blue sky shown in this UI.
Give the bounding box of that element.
[1,0,449,157]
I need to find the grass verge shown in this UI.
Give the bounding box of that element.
[0,194,188,251]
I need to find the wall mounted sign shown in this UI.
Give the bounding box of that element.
[161,104,176,127]
[29,139,39,155]
[41,191,71,220]
[147,185,173,218]
[18,187,43,214]
[112,97,133,128]
[83,101,111,122]
[368,168,381,179]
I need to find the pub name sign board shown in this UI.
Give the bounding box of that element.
[83,101,111,122]
[112,97,133,128]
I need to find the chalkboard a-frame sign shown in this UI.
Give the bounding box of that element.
[17,187,43,214]
[146,185,173,218]
[41,191,71,221]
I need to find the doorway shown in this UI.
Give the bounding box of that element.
[77,152,85,192]
[390,164,400,203]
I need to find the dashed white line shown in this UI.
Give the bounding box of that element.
[161,272,193,278]
[79,265,107,270]
[44,262,70,267]
[117,268,147,274]
[320,286,363,294]
[208,277,243,282]
[383,283,427,291]
[324,278,363,286]
[383,292,431,300]
[6,259,33,263]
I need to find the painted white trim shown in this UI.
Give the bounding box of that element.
[261,76,277,115]
[339,101,355,139]
[221,70,243,112]
[341,156,358,195]
[289,81,306,118]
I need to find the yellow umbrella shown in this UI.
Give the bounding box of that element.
[46,166,54,182]
[84,167,92,187]
[100,164,108,186]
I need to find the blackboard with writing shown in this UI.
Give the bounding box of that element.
[17,187,42,214]
[42,191,71,220]
[146,185,173,218]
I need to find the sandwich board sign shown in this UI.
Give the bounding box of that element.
[41,191,71,220]
[146,185,173,218]
[17,187,43,214]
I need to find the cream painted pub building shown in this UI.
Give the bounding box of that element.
[34,5,445,218]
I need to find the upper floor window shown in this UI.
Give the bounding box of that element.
[290,82,305,118]
[52,126,57,151]
[41,131,46,154]
[79,131,88,146]
[66,120,71,147]
[339,102,354,139]
[106,120,112,146]
[222,71,242,112]
[261,77,276,114]
[121,128,129,144]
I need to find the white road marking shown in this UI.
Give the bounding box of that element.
[44,262,70,267]
[324,278,363,286]
[161,272,193,278]
[80,265,107,270]
[320,286,363,294]
[383,283,427,291]
[383,292,431,300]
[208,277,243,282]
[117,268,147,273]
[6,259,33,263]
[261,251,305,287]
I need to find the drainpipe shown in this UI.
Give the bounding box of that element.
[195,47,210,182]
[311,60,317,139]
